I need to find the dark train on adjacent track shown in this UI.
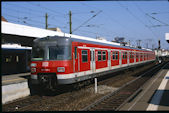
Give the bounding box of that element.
[2,44,32,75]
[30,34,156,89]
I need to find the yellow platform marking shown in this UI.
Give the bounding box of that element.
[2,78,25,83]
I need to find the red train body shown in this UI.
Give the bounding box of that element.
[30,35,155,88]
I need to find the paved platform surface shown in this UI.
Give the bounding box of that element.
[2,73,30,86]
[120,62,169,111]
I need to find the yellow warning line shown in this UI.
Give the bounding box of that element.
[2,78,25,83]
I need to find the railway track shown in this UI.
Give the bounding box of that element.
[2,61,162,111]
[81,62,167,111]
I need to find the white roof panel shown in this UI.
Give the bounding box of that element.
[1,21,120,46]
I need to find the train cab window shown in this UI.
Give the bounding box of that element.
[82,50,88,63]
[102,51,106,61]
[32,46,44,60]
[74,47,77,59]
[98,51,102,61]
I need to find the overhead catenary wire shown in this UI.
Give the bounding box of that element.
[5,2,47,14]
[151,12,169,15]
[117,2,159,39]
[80,2,143,40]
[72,10,102,33]
[28,2,66,16]
[133,3,159,45]
[3,13,46,24]
[2,5,44,17]
[28,2,86,27]
[2,5,68,30]
[145,13,169,26]
[133,3,168,49]
[5,14,69,33]
[77,29,116,39]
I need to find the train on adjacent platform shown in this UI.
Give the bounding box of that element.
[30,34,156,89]
[2,44,32,75]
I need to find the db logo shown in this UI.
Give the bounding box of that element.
[42,62,49,67]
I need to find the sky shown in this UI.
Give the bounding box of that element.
[1,1,169,49]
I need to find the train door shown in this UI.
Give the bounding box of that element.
[134,51,136,63]
[78,48,90,72]
[142,53,144,61]
[129,52,134,63]
[73,47,78,72]
[121,51,127,65]
[127,51,130,65]
[140,53,143,62]
[108,49,111,69]
[119,50,122,66]
[90,49,96,73]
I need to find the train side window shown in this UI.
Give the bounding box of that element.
[115,51,118,60]
[102,51,106,61]
[74,47,77,59]
[16,56,19,62]
[116,52,119,59]
[82,50,88,63]
[136,53,139,59]
[98,51,102,61]
[125,52,127,59]
[112,51,115,60]
[145,54,147,59]
[5,56,12,63]
[123,52,125,59]
[132,52,134,59]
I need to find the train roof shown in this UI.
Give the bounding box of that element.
[68,35,153,52]
[38,35,153,52]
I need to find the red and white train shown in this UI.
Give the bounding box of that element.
[30,34,156,89]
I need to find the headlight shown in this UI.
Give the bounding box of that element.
[31,68,36,73]
[57,67,65,72]
[31,63,37,67]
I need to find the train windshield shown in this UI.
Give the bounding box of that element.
[32,46,45,61]
[48,46,71,60]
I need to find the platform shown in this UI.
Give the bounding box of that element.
[2,72,30,86]
[120,62,169,111]
[2,72,31,104]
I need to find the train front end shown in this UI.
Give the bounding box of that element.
[30,36,72,89]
